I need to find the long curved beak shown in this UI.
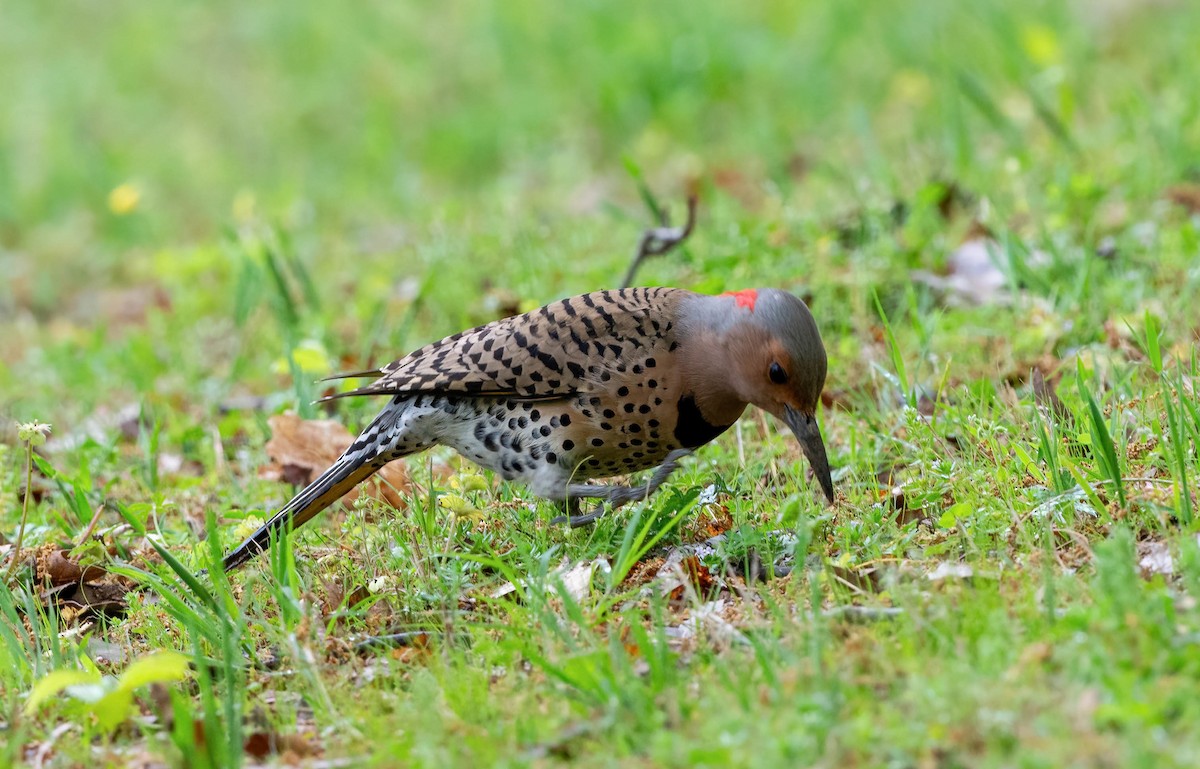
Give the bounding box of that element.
[784,405,835,503]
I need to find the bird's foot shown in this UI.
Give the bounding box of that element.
[550,449,693,527]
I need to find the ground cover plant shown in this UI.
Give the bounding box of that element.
[3,0,1200,766]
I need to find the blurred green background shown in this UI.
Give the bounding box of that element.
[6,3,1200,765]
[2,0,1198,424]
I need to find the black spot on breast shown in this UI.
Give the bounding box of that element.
[591,438,604,447]
[563,440,575,450]
[645,358,657,368]
[639,404,651,414]
[617,386,630,397]
[673,395,734,448]
[546,452,557,464]
[539,425,552,437]
[559,414,571,426]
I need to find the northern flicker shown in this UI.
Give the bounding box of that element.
[222,287,833,571]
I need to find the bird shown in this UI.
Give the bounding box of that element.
[222,286,834,572]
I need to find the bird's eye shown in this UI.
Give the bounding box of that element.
[769,362,788,384]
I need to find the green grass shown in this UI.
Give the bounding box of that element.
[4,0,1200,765]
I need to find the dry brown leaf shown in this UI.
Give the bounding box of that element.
[243,730,317,762]
[1165,183,1200,214]
[682,556,717,596]
[44,548,106,585]
[260,414,411,509]
[682,504,733,542]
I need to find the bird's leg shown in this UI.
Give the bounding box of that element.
[557,496,581,520]
[551,449,693,528]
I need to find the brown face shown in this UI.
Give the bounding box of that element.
[680,287,834,502]
[741,337,824,417]
[743,329,833,504]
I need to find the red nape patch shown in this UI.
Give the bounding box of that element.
[722,288,758,311]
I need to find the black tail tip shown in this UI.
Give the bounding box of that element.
[221,538,268,573]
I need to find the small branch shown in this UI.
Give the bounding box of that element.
[620,194,698,288]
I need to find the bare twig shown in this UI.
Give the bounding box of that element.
[620,194,698,288]
[76,504,106,548]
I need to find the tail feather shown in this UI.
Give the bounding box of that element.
[222,453,383,572]
[320,368,383,382]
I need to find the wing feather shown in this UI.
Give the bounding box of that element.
[321,287,684,402]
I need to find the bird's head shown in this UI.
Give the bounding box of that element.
[702,288,834,502]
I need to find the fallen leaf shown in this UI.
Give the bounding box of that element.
[260,414,412,509]
[44,549,84,585]
[1137,539,1173,576]
[913,236,1050,306]
[554,559,604,602]
[243,732,273,761]
[885,484,930,526]
[681,556,717,596]
[1164,183,1200,214]
[491,558,607,603]
[243,729,317,762]
[913,238,1009,305]
[681,503,733,542]
[665,599,746,649]
[926,562,974,581]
